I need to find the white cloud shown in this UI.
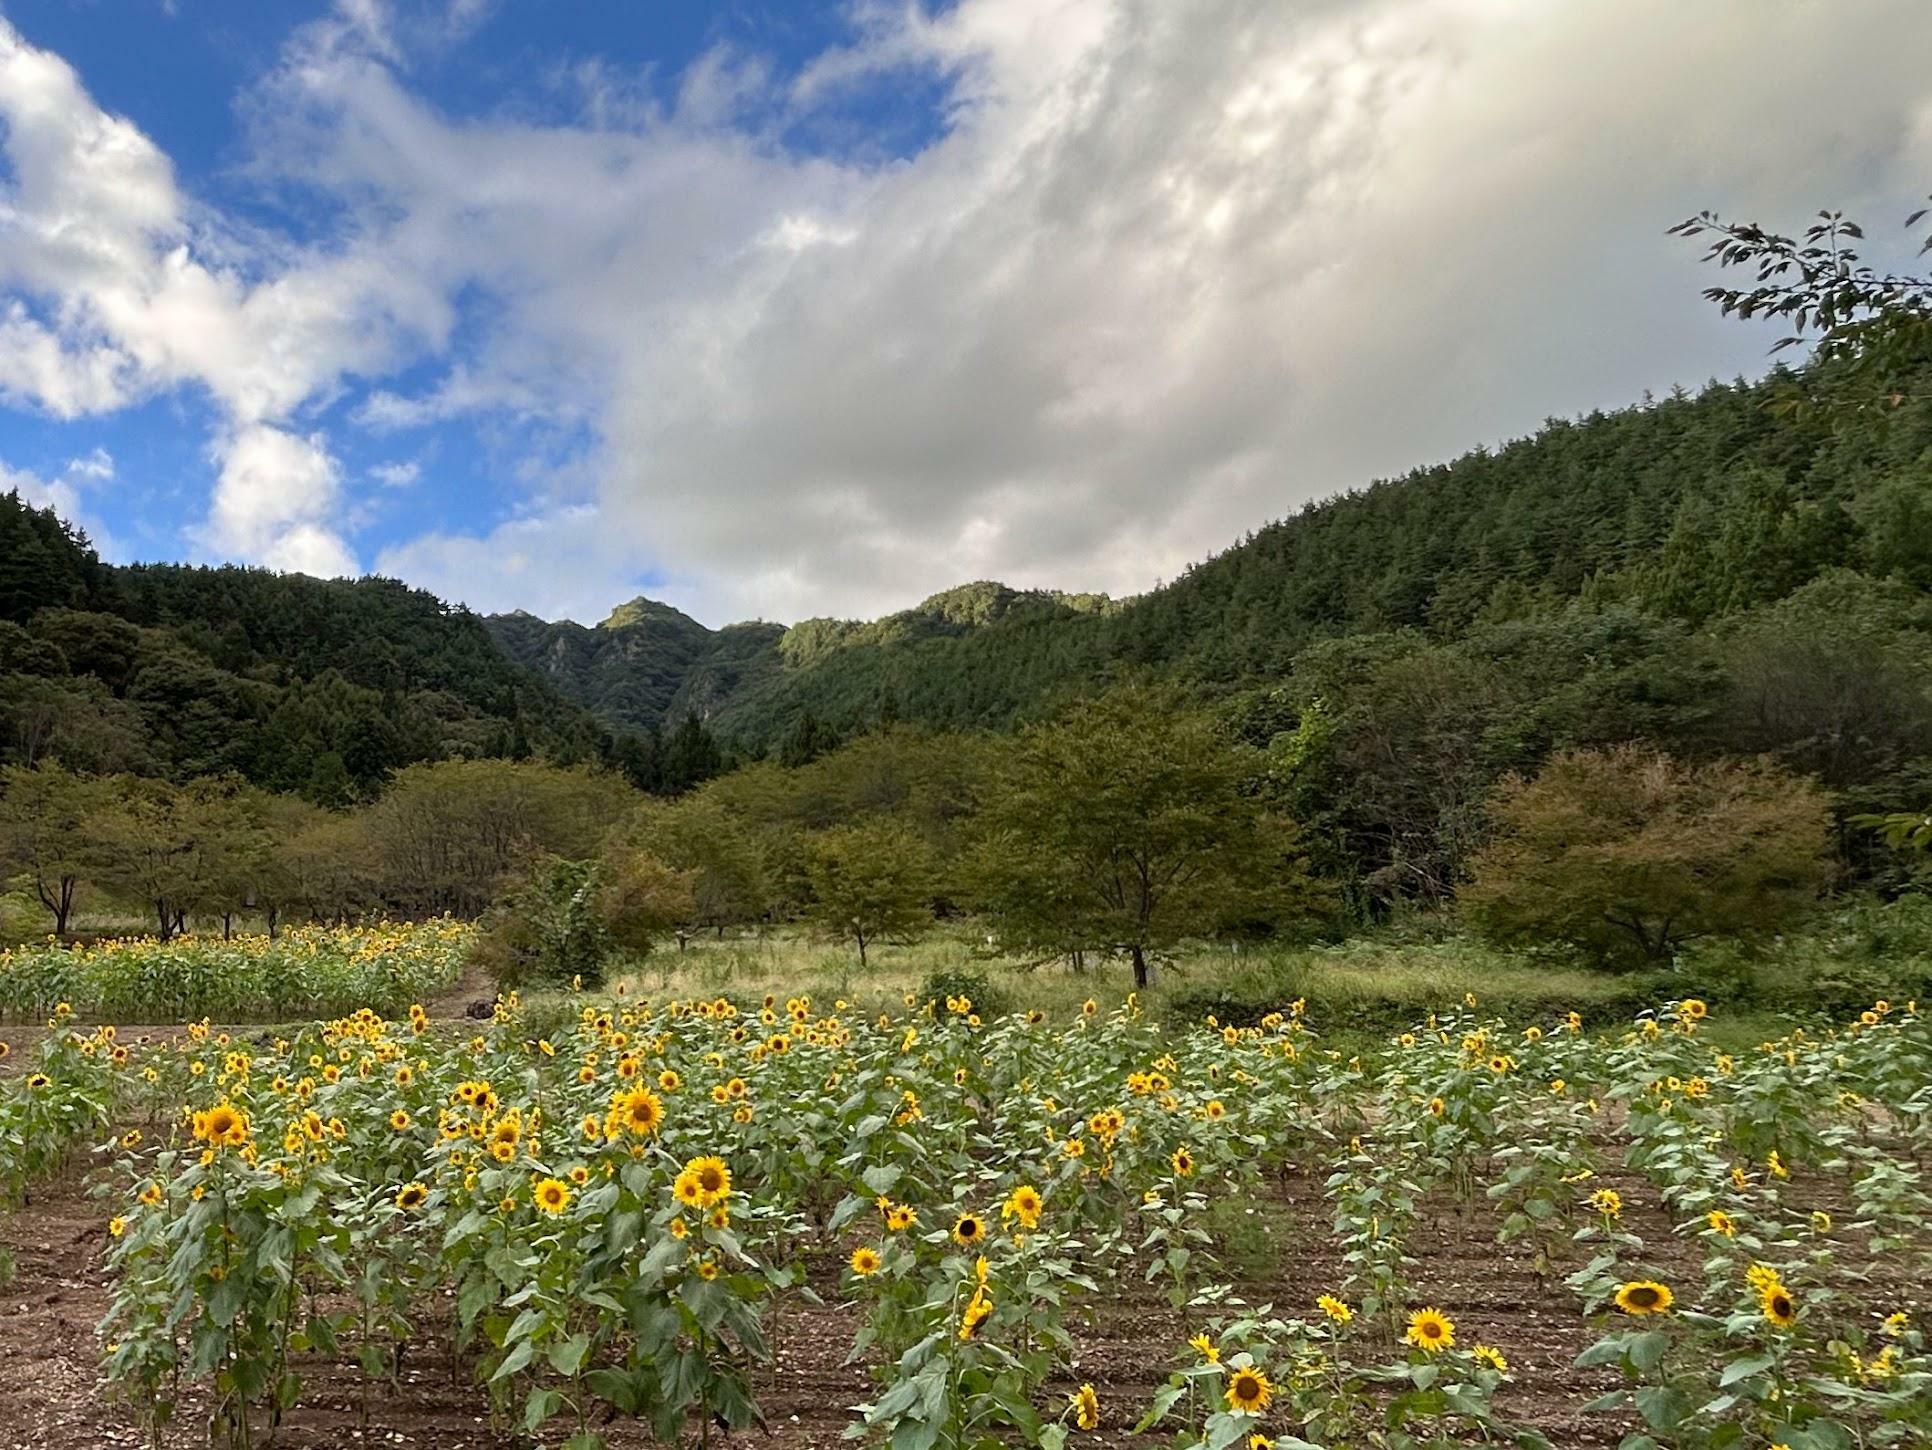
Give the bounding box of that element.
[8,2,1932,617]
[203,424,356,577]
[265,0,1932,623]
[369,459,420,487]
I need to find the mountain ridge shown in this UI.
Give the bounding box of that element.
[486,367,1931,752]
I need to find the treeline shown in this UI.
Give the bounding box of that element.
[0,758,632,937]
[0,491,729,800]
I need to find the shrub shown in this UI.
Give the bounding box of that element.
[918,968,1014,1019]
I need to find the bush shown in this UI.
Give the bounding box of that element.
[472,857,609,993]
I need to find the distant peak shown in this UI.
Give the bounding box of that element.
[599,596,705,632]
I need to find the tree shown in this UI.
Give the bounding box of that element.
[803,817,935,968]
[621,795,770,945]
[0,762,110,936]
[1671,201,1932,420]
[596,848,698,958]
[360,759,636,917]
[1462,745,1833,967]
[970,684,1324,987]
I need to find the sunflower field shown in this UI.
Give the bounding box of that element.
[0,920,470,1023]
[0,987,1926,1448]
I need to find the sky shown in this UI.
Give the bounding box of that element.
[1,1,1930,628]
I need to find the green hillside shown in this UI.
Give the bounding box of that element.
[0,498,625,801]
[491,367,1932,751]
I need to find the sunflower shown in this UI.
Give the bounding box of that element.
[1249,1438,1274,1450]
[568,1165,592,1186]
[1473,1344,1508,1374]
[669,1218,689,1240]
[1170,1144,1197,1176]
[532,1177,573,1215]
[395,1182,429,1211]
[1405,1307,1455,1352]
[1070,1383,1099,1431]
[1002,1184,1044,1230]
[883,1202,917,1233]
[1316,1294,1353,1324]
[193,1101,251,1148]
[1614,1280,1673,1316]
[1760,1284,1798,1329]
[1706,1209,1737,1237]
[953,1213,987,1247]
[389,1110,411,1132]
[958,1286,994,1340]
[675,1155,732,1208]
[1188,1332,1220,1364]
[611,1086,665,1138]
[695,1258,720,1281]
[1224,1367,1274,1415]
[849,1245,882,1276]
[1589,1188,1623,1218]
[107,1215,126,1238]
[1677,998,1708,1021]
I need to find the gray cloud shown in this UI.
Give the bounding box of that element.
[8,2,1932,623]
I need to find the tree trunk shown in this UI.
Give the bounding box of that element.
[267,905,280,941]
[1130,942,1149,989]
[222,913,234,941]
[155,899,172,940]
[856,930,868,970]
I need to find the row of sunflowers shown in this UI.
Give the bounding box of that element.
[0,919,469,1023]
[0,985,1926,1448]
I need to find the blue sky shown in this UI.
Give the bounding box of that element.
[2,1,1931,626]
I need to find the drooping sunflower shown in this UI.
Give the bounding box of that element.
[1070,1383,1099,1431]
[1316,1294,1353,1325]
[1405,1307,1455,1352]
[395,1182,429,1211]
[1614,1280,1674,1316]
[1473,1344,1508,1374]
[532,1177,573,1216]
[1760,1283,1798,1329]
[958,1286,993,1340]
[1188,1332,1220,1363]
[953,1213,987,1247]
[849,1245,882,1276]
[1224,1367,1274,1414]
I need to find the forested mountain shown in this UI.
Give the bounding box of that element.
[0,495,634,801]
[492,366,1932,753]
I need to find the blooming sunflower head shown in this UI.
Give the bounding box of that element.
[1224,1367,1273,1414]
[848,1245,882,1276]
[1171,1145,1196,1176]
[532,1177,572,1216]
[953,1213,987,1247]
[395,1182,429,1211]
[676,1155,731,1206]
[1002,1184,1044,1229]
[1188,1332,1220,1363]
[1614,1280,1673,1316]
[1316,1294,1353,1324]
[1707,1209,1737,1237]
[1760,1283,1798,1329]
[1405,1307,1455,1352]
